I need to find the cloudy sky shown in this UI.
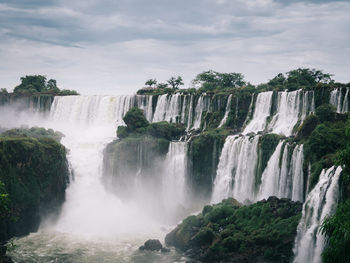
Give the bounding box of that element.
[0,0,349,94]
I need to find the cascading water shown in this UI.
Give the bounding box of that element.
[267,89,314,136]
[330,88,349,113]
[243,91,273,134]
[192,95,205,130]
[258,142,304,202]
[211,135,260,204]
[5,95,184,262]
[162,141,188,221]
[218,94,232,128]
[293,166,342,263]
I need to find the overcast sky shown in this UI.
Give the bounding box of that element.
[0,0,349,94]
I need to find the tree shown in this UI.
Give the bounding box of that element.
[14,75,47,93]
[167,76,184,89]
[157,83,168,89]
[12,75,78,95]
[0,88,8,94]
[268,73,286,87]
[145,79,157,88]
[286,68,333,90]
[123,107,149,132]
[47,79,59,92]
[192,70,246,91]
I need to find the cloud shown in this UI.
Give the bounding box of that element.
[0,0,349,94]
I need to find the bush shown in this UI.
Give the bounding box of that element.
[315,104,336,123]
[321,199,350,263]
[296,114,319,141]
[123,107,150,131]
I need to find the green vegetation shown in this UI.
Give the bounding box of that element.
[256,134,282,187]
[165,197,302,263]
[136,68,341,97]
[12,75,78,95]
[0,127,64,142]
[117,107,185,140]
[321,199,350,263]
[320,116,350,263]
[0,128,69,242]
[192,70,247,93]
[188,128,230,200]
[137,76,184,95]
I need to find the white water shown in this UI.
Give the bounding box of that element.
[218,94,232,128]
[293,166,342,263]
[192,95,205,130]
[267,89,314,136]
[258,143,304,202]
[1,95,185,262]
[50,95,161,238]
[211,135,260,204]
[330,88,349,113]
[162,141,188,219]
[243,91,273,134]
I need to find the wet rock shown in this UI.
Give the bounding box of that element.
[139,239,163,251]
[161,247,170,253]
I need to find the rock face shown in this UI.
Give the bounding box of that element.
[165,197,302,263]
[139,239,163,251]
[0,135,69,242]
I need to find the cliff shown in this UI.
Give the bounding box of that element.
[0,128,69,242]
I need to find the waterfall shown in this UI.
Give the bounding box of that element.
[258,141,284,199]
[49,95,160,238]
[218,94,232,128]
[162,142,188,215]
[243,91,273,134]
[267,89,314,136]
[330,88,349,113]
[342,88,349,113]
[293,166,342,263]
[211,135,260,204]
[152,94,169,122]
[136,95,153,121]
[192,95,205,130]
[258,143,304,202]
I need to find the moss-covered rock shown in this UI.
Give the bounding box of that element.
[187,128,230,201]
[165,197,302,263]
[102,136,169,200]
[0,133,69,242]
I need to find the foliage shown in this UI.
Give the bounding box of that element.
[305,122,346,162]
[0,88,8,95]
[321,199,350,263]
[295,114,319,141]
[0,133,69,242]
[13,75,78,95]
[167,76,184,89]
[123,107,150,132]
[285,68,333,91]
[315,104,336,123]
[0,127,64,142]
[117,107,185,140]
[147,121,185,140]
[145,79,157,88]
[58,89,79,96]
[192,70,246,93]
[0,181,11,220]
[188,128,230,199]
[165,197,302,263]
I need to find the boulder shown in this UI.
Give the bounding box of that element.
[139,239,163,251]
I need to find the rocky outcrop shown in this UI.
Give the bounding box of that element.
[165,197,302,263]
[0,131,69,242]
